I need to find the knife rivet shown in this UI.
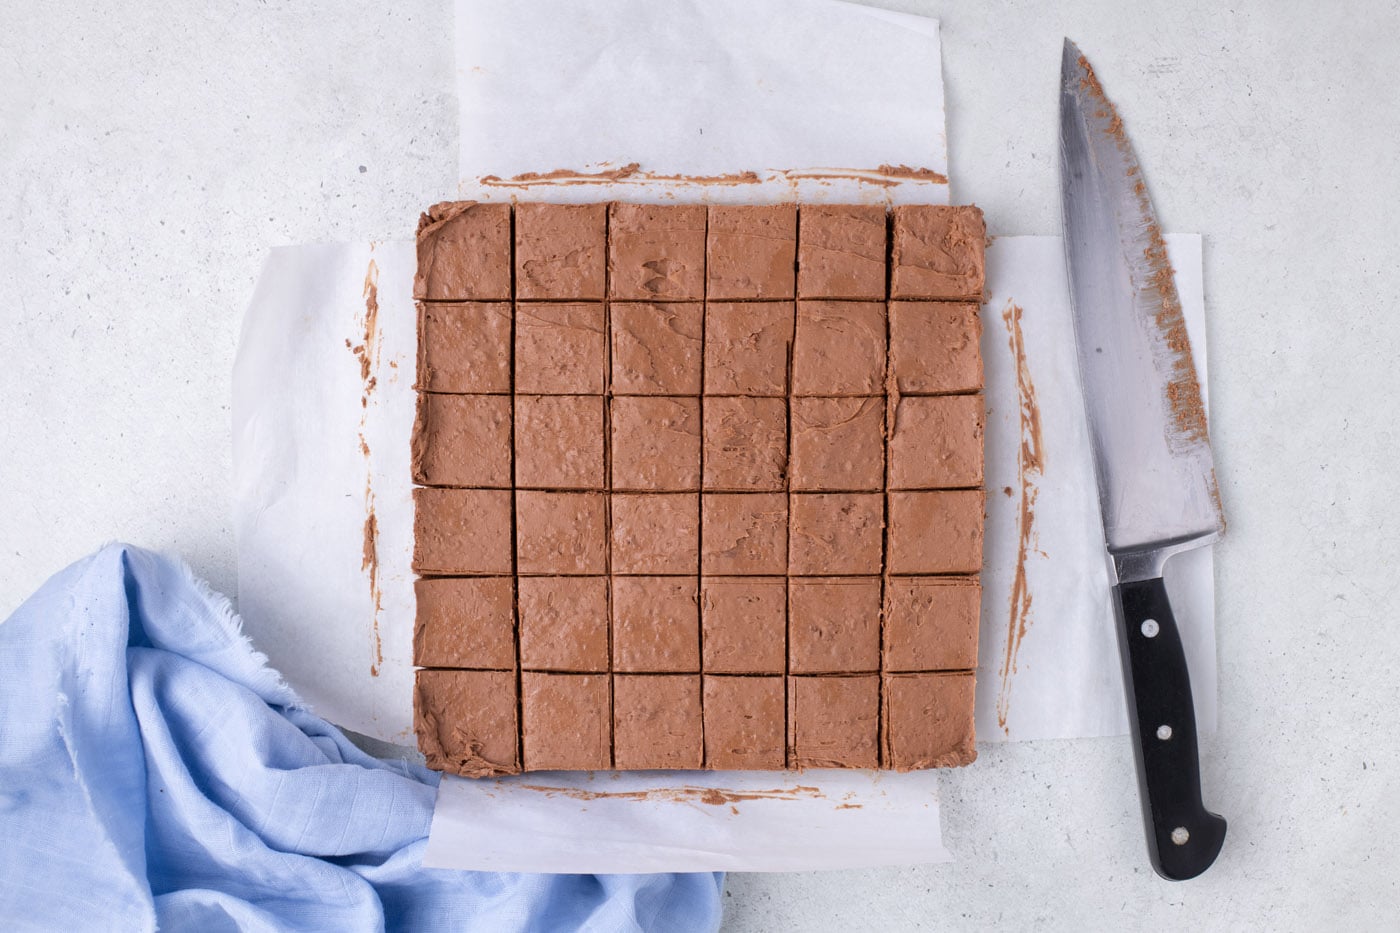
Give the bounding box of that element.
[1171,827,1190,846]
[1157,724,1173,740]
[1141,619,1159,638]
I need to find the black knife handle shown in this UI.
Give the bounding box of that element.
[1114,576,1226,880]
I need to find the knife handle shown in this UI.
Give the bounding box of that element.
[1114,576,1226,880]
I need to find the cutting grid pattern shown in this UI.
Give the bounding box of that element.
[411,200,987,776]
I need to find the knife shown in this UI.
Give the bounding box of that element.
[1058,39,1227,881]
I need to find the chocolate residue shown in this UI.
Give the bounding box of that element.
[996,302,1044,734]
[637,170,762,186]
[481,164,765,188]
[510,783,825,808]
[476,164,946,191]
[780,168,899,189]
[875,163,951,184]
[1077,52,1211,456]
[362,507,383,676]
[355,253,384,677]
[480,162,643,185]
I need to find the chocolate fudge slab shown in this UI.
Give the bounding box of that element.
[413,577,516,669]
[788,493,884,576]
[415,201,513,301]
[887,301,984,395]
[789,397,885,492]
[787,675,880,769]
[883,577,981,672]
[514,202,607,301]
[788,577,881,674]
[611,576,700,673]
[610,396,702,491]
[413,200,990,777]
[703,301,794,397]
[791,301,886,396]
[890,205,986,301]
[521,672,611,771]
[613,674,704,769]
[515,490,607,575]
[699,576,787,674]
[706,204,797,300]
[887,395,985,490]
[701,493,788,575]
[610,302,704,395]
[797,204,887,300]
[608,203,707,301]
[514,302,607,395]
[412,487,513,575]
[882,672,977,769]
[703,675,786,770]
[417,302,512,394]
[702,396,787,491]
[411,393,512,488]
[517,576,610,672]
[610,493,700,575]
[415,669,519,776]
[514,394,606,490]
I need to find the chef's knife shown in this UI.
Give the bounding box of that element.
[1058,39,1227,881]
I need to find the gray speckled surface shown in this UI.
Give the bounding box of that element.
[3,1,1396,929]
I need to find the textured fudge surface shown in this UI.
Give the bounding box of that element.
[514,202,606,301]
[413,202,985,776]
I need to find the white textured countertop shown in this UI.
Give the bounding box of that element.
[2,1,1395,928]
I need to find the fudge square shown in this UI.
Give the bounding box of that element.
[417,302,512,394]
[415,201,512,301]
[608,203,706,301]
[521,672,611,771]
[411,393,511,488]
[514,202,606,301]
[611,576,700,673]
[517,576,610,673]
[882,673,977,769]
[413,577,515,669]
[787,675,879,769]
[704,676,785,769]
[613,674,703,769]
[706,204,797,300]
[700,577,786,674]
[890,204,986,301]
[610,302,703,395]
[797,204,886,299]
[412,200,989,778]
[415,669,519,776]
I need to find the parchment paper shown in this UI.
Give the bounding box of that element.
[454,0,949,206]
[425,769,948,873]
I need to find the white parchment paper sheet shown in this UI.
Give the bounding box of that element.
[455,0,948,205]
[425,770,948,873]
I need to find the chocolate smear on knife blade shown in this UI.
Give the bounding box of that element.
[996,301,1043,734]
[1076,53,1212,459]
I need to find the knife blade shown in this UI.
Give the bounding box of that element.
[1058,38,1227,881]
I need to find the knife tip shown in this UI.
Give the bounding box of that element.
[1062,37,1083,73]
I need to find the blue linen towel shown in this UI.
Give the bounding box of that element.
[0,544,723,932]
